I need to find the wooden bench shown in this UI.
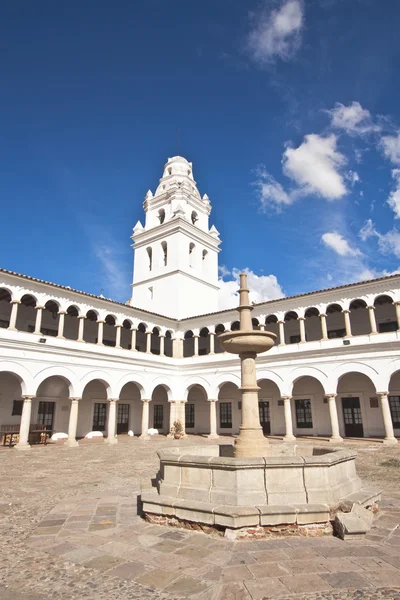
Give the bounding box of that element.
[0,424,51,446]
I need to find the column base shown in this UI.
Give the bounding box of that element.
[207,433,219,439]
[139,434,150,440]
[283,434,296,442]
[328,436,343,443]
[7,327,17,332]
[15,443,31,451]
[383,438,398,446]
[234,427,270,457]
[64,439,79,447]
[105,437,118,445]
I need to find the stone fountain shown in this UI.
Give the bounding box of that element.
[141,274,381,539]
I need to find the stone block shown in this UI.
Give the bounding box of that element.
[264,463,307,505]
[334,511,372,540]
[258,505,297,526]
[213,505,260,528]
[175,499,216,525]
[296,504,330,524]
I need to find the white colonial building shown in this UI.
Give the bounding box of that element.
[0,155,399,449]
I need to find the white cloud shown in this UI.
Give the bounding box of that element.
[321,232,362,257]
[327,102,379,136]
[248,0,304,65]
[218,268,284,310]
[359,219,400,259]
[93,243,131,302]
[387,169,400,218]
[381,131,400,165]
[283,134,348,199]
[254,167,293,211]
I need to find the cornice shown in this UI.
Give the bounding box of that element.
[131,269,220,291]
[131,217,221,252]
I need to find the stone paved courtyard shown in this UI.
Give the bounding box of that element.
[0,436,400,600]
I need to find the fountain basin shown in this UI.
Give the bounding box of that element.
[218,330,276,354]
[141,444,381,537]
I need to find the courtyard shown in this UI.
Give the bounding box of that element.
[0,436,400,600]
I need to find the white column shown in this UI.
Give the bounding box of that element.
[298,317,306,343]
[395,302,400,331]
[15,396,34,451]
[34,306,44,335]
[131,327,137,351]
[193,335,199,356]
[283,396,296,441]
[65,398,80,447]
[146,331,152,353]
[57,311,66,338]
[77,316,86,342]
[278,320,285,345]
[209,332,215,354]
[378,392,398,445]
[106,399,118,444]
[159,335,165,356]
[259,324,265,331]
[343,309,352,337]
[208,399,219,439]
[97,320,104,345]
[326,394,343,442]
[8,300,20,331]
[320,313,328,340]
[115,325,122,348]
[168,401,177,436]
[173,337,183,358]
[140,400,150,439]
[368,306,378,334]
[180,401,187,437]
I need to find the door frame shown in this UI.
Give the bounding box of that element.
[337,391,369,438]
[258,398,271,435]
[341,396,364,438]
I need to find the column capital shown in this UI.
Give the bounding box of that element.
[130,325,137,331]
[343,309,351,314]
[35,305,45,310]
[326,394,337,400]
[11,299,21,305]
[77,315,86,320]
[58,310,67,315]
[319,313,327,318]
[367,305,375,310]
[208,398,218,403]
[115,323,123,328]
[22,395,35,401]
[377,391,389,397]
[70,397,81,402]
[142,398,151,403]
[297,316,305,321]
[281,396,292,401]
[108,398,119,403]
[394,301,400,306]
[96,319,105,324]
[277,320,285,324]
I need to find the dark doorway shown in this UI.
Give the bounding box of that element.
[154,404,164,430]
[259,401,271,434]
[342,397,364,437]
[37,401,55,431]
[93,403,107,431]
[117,403,130,434]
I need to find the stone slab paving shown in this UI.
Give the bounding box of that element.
[0,436,400,599]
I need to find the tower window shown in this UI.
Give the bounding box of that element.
[168,167,172,175]
[189,243,195,268]
[146,247,152,271]
[161,241,167,266]
[202,249,207,261]
[191,211,198,225]
[148,287,153,300]
[158,209,165,224]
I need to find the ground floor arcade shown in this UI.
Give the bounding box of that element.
[0,368,399,449]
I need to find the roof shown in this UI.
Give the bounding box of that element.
[1,266,399,323]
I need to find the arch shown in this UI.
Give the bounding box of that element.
[158,208,166,224]
[374,294,394,306]
[304,306,320,318]
[290,366,329,394]
[214,372,241,391]
[183,376,212,400]
[164,330,173,357]
[252,318,260,330]
[328,362,383,393]
[374,294,397,333]
[183,330,194,357]
[256,370,286,396]
[66,304,80,317]
[284,310,298,321]
[189,242,195,267]
[0,361,33,395]
[33,366,78,397]
[115,373,149,399]
[16,294,38,332]
[86,309,99,319]
[202,249,208,262]
[0,287,12,302]
[265,314,278,324]
[136,322,147,352]
[146,247,153,271]
[17,292,38,305]
[325,303,345,340]
[191,211,198,225]
[77,371,115,398]
[150,380,173,401]
[349,298,370,336]
[0,288,12,328]
[304,306,322,342]
[231,320,240,331]
[199,327,210,355]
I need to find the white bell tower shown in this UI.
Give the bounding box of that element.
[129,156,221,319]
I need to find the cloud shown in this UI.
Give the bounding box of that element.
[360,219,400,259]
[93,242,131,302]
[248,0,304,65]
[254,167,292,211]
[321,232,362,257]
[327,101,379,136]
[218,268,284,310]
[387,169,400,218]
[381,131,400,165]
[283,134,348,199]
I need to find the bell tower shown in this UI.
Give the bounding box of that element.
[129,156,221,319]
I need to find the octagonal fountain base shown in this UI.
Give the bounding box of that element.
[141,444,381,540]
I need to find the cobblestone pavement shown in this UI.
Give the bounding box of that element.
[0,436,400,600]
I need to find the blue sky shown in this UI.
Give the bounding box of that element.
[2,0,400,307]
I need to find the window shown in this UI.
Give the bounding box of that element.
[290,335,301,344]
[389,396,400,428]
[295,399,313,428]
[161,241,167,266]
[93,403,107,430]
[328,328,346,339]
[154,405,164,429]
[220,402,232,428]
[0,319,9,328]
[12,400,23,416]
[37,401,55,431]
[379,321,398,333]
[146,247,152,271]
[191,211,198,225]
[202,249,207,261]
[185,403,195,428]
[148,287,153,300]
[189,243,195,267]
[158,209,165,224]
